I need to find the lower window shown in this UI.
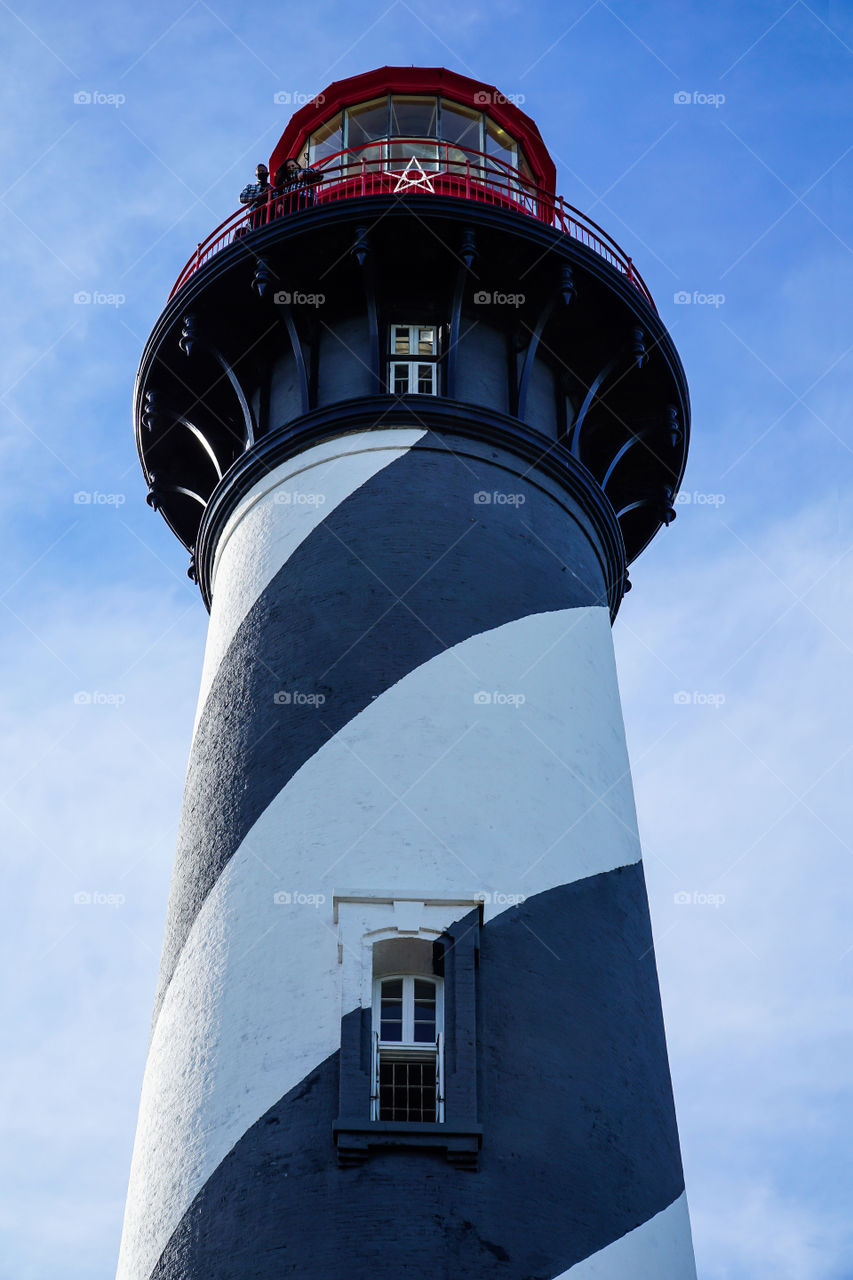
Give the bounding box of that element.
[372,974,444,1122]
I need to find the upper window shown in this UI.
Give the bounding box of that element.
[390,95,438,138]
[389,323,439,396]
[372,975,444,1122]
[308,112,342,164]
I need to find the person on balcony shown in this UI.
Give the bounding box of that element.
[239,163,273,230]
[274,158,322,215]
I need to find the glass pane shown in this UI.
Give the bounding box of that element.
[440,99,482,150]
[381,978,402,997]
[485,117,518,175]
[416,365,434,394]
[416,328,436,355]
[308,113,342,166]
[346,97,389,146]
[390,96,438,139]
[392,327,411,354]
[387,140,440,172]
[413,976,436,1042]
[392,364,410,395]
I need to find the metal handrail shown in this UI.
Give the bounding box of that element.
[168,138,655,309]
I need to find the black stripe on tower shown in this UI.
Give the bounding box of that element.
[151,432,618,1023]
[150,869,684,1280]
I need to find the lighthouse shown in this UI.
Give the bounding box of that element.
[117,66,697,1279]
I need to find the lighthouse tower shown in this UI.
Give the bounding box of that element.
[118,67,696,1280]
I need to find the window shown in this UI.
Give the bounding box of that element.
[332,901,482,1167]
[485,117,518,184]
[345,96,390,145]
[308,112,342,167]
[389,324,439,396]
[390,95,438,139]
[372,976,444,1122]
[440,98,483,175]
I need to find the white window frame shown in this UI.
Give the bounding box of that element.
[388,323,439,396]
[371,974,445,1123]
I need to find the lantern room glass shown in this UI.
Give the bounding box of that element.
[305,94,530,194]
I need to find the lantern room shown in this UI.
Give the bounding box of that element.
[269,66,556,216]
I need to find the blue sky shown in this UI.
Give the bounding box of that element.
[0,1,851,1276]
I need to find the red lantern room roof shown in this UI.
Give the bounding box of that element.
[269,65,557,192]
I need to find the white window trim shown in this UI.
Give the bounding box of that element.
[389,323,439,396]
[389,360,437,396]
[371,974,445,1122]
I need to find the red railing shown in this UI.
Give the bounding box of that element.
[169,139,655,309]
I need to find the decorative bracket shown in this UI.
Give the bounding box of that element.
[179,313,256,449]
[567,326,647,459]
[351,226,381,392]
[447,227,478,400]
[516,264,575,420]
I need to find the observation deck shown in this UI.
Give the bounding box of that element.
[170,140,653,308]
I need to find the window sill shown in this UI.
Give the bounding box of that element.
[333,1119,482,1168]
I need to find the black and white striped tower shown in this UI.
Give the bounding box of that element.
[118,66,696,1280]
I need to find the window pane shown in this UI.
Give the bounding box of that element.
[413,978,436,1042]
[485,117,518,174]
[346,97,389,146]
[392,327,411,354]
[392,364,410,395]
[308,113,342,165]
[390,96,438,138]
[416,327,436,355]
[440,99,481,149]
[387,140,440,172]
[416,365,434,394]
[381,978,402,998]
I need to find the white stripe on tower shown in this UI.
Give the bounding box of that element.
[552,1192,696,1279]
[116,605,638,1280]
[191,429,427,735]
